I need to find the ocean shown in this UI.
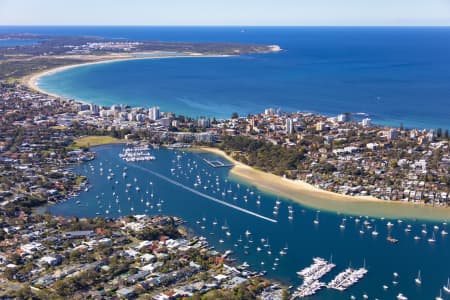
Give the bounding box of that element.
[2,26,448,129]
[48,145,450,300]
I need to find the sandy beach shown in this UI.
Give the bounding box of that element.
[196,147,450,221]
[21,52,231,99]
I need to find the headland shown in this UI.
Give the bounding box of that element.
[196,147,450,222]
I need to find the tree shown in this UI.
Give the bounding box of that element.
[231,112,239,119]
[437,127,443,138]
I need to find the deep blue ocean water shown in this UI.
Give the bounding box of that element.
[48,145,450,300]
[1,26,448,129]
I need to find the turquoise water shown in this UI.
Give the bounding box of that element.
[49,145,450,299]
[31,26,450,130]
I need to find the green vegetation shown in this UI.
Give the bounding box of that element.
[0,57,85,81]
[219,135,305,177]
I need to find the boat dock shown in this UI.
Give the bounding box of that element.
[203,158,234,168]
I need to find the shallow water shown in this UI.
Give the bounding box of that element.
[48,145,450,299]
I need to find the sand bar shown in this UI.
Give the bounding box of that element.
[196,147,450,222]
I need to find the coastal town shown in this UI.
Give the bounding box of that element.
[0,79,449,298]
[4,81,448,207]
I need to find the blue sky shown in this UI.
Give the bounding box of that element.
[0,0,449,26]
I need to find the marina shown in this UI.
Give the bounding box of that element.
[119,145,156,162]
[48,145,450,300]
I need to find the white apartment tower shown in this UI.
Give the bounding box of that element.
[286,118,294,134]
[148,106,160,121]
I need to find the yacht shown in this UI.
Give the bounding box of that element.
[436,289,444,300]
[415,270,422,285]
[428,232,437,243]
[397,293,408,300]
[314,212,320,225]
[372,227,379,236]
[443,278,450,293]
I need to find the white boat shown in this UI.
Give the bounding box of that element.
[415,270,422,285]
[314,212,320,225]
[372,227,379,236]
[382,285,389,290]
[397,293,408,300]
[436,289,444,300]
[428,232,437,243]
[221,220,229,231]
[442,230,448,236]
[443,278,450,293]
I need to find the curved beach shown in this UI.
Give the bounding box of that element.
[197,147,450,221]
[23,52,231,99]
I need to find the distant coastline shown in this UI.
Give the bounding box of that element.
[196,147,450,222]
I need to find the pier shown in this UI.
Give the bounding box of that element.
[203,158,234,168]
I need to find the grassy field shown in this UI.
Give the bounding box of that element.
[73,136,124,148]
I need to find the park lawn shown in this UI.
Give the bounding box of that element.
[73,136,124,148]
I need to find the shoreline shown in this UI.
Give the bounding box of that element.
[195,146,450,222]
[21,52,233,101]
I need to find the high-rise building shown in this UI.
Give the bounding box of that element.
[387,129,400,140]
[361,118,372,127]
[337,114,349,122]
[316,122,325,131]
[286,118,293,134]
[198,118,210,128]
[148,106,160,121]
[89,103,100,115]
[264,108,275,115]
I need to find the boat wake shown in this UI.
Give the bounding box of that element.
[126,163,277,223]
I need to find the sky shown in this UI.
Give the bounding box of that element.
[0,0,449,26]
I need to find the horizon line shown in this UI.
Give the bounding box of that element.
[1,24,450,28]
